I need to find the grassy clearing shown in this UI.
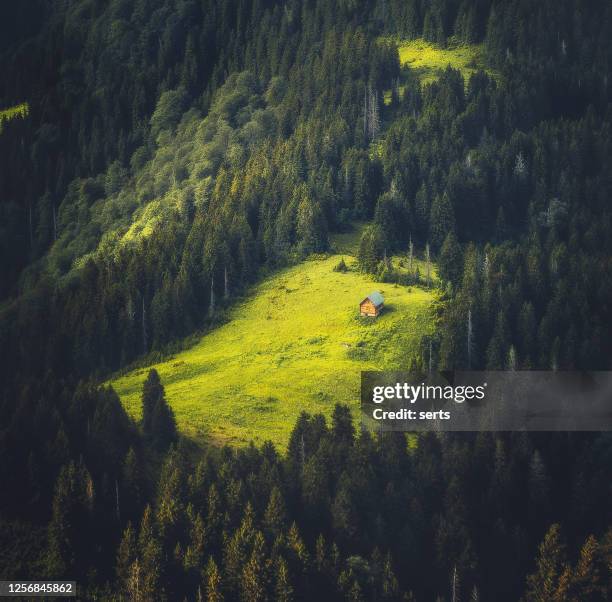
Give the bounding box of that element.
[0,103,29,133]
[382,38,495,104]
[398,39,488,85]
[112,232,438,450]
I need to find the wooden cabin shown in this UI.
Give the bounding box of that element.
[359,291,384,317]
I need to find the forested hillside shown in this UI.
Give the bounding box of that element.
[1,0,612,600]
[1,0,611,379]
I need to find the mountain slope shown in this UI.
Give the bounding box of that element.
[112,242,437,448]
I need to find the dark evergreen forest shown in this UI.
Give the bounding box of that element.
[1,0,611,600]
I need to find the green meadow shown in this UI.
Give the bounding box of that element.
[398,39,488,85]
[112,235,438,450]
[382,38,495,103]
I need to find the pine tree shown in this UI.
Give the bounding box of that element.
[205,556,223,602]
[439,231,463,285]
[569,535,605,601]
[141,369,177,451]
[332,404,355,445]
[46,462,94,578]
[315,534,327,574]
[525,524,569,602]
[264,486,287,538]
[287,522,310,573]
[348,579,365,602]
[116,522,138,599]
[122,447,143,523]
[275,556,294,602]
[357,224,385,273]
[138,505,162,601]
[429,192,455,251]
[149,391,178,451]
[225,503,256,596]
[241,531,267,602]
[184,510,206,575]
[381,551,399,598]
[142,369,164,435]
[206,484,223,553]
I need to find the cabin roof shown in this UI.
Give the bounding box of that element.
[360,291,384,307]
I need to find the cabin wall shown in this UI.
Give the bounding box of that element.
[360,301,378,316]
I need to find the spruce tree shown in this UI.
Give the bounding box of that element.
[241,531,267,602]
[138,505,162,601]
[429,192,456,252]
[275,556,294,602]
[141,369,177,451]
[116,522,137,599]
[264,486,287,538]
[570,535,605,601]
[205,557,223,602]
[439,231,463,285]
[525,524,570,602]
[142,369,164,436]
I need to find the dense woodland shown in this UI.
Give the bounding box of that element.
[1,0,612,600]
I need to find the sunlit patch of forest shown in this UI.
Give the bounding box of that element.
[381,37,495,104]
[0,102,28,133]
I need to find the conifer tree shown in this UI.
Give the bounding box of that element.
[430,192,456,251]
[122,447,143,523]
[570,535,605,601]
[141,369,177,451]
[141,369,164,435]
[116,522,138,599]
[241,531,267,602]
[275,556,294,602]
[138,505,162,601]
[46,462,94,578]
[205,557,223,602]
[525,524,570,602]
[381,551,399,598]
[264,486,287,538]
[439,231,463,285]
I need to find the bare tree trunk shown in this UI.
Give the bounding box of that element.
[224,266,229,300]
[209,276,215,317]
[367,86,380,141]
[408,236,414,272]
[451,566,460,602]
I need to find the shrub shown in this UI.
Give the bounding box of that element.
[333,257,348,272]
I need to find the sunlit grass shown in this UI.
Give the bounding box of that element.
[398,39,488,85]
[111,234,438,450]
[381,38,496,104]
